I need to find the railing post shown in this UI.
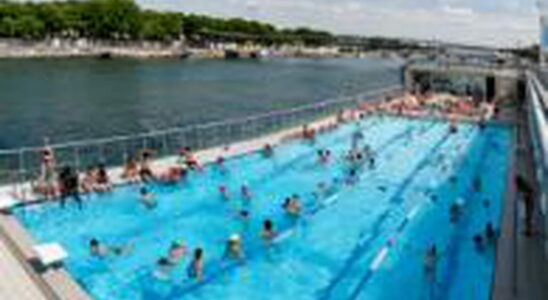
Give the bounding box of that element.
[74,147,81,172]
[162,133,169,157]
[17,149,24,198]
[99,144,105,165]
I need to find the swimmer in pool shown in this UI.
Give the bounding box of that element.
[473,234,485,252]
[485,222,496,242]
[261,219,277,245]
[89,238,109,257]
[224,234,244,260]
[155,257,174,278]
[219,185,230,201]
[89,238,133,258]
[449,200,463,223]
[140,187,157,209]
[216,156,225,169]
[263,143,274,158]
[241,184,252,200]
[473,176,482,193]
[313,182,327,200]
[167,240,187,265]
[283,196,302,217]
[187,248,204,281]
[424,243,439,299]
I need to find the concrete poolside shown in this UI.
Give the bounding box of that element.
[0,233,48,300]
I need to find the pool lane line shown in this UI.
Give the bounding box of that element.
[348,130,493,300]
[161,122,440,296]
[435,133,496,300]
[317,126,475,300]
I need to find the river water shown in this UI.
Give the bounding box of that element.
[0,57,402,149]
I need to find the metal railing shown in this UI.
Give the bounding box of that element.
[0,85,403,186]
[526,71,548,256]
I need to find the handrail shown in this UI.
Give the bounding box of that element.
[0,85,399,154]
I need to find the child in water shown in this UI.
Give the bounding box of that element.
[283,196,302,217]
[219,185,230,201]
[261,219,277,246]
[241,184,252,200]
[224,234,244,260]
[140,187,157,209]
[187,248,204,281]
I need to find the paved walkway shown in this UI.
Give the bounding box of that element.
[492,105,548,300]
[0,233,48,300]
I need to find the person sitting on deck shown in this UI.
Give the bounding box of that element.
[81,166,96,194]
[187,248,204,281]
[224,234,244,260]
[302,124,316,142]
[158,166,184,184]
[140,187,157,209]
[121,158,139,183]
[139,150,155,182]
[183,147,202,171]
[261,219,277,246]
[263,143,274,158]
[94,164,111,193]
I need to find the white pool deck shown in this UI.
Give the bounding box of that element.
[0,236,48,300]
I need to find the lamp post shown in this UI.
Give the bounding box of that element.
[539,0,548,65]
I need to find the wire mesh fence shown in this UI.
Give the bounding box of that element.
[0,85,403,186]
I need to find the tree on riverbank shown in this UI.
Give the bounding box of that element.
[0,0,334,45]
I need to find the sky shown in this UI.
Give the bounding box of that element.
[138,0,543,47]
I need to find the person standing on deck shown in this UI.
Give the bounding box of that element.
[37,140,57,199]
[59,166,82,209]
[515,175,535,236]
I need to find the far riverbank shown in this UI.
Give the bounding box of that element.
[0,38,400,59]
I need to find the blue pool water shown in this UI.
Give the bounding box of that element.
[14,116,512,300]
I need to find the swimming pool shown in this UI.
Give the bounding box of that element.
[13,116,512,300]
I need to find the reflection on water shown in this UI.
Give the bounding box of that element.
[0,57,401,148]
